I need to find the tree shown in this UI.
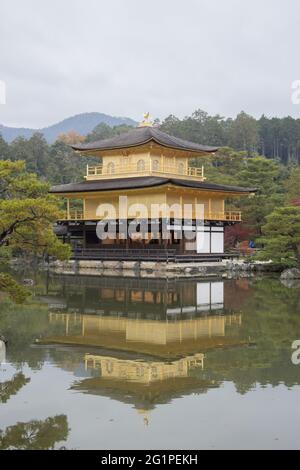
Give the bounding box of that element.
[229,111,259,155]
[112,124,134,136]
[224,224,255,249]
[85,122,133,143]
[197,147,246,186]
[236,157,284,235]
[200,152,285,237]
[8,133,50,177]
[9,136,32,163]
[257,206,300,267]
[284,166,300,202]
[0,373,30,404]
[0,415,69,450]
[0,296,51,368]
[161,110,228,146]
[159,114,182,137]
[238,156,281,194]
[47,140,93,184]
[0,160,70,300]
[0,134,10,160]
[0,274,30,303]
[57,130,85,145]
[85,122,114,142]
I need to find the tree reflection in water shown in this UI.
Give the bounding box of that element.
[0,415,69,450]
[0,373,30,404]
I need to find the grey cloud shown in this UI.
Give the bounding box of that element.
[1,0,300,127]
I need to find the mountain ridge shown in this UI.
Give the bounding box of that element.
[0,112,137,143]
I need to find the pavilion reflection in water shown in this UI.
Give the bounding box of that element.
[84,353,204,384]
[41,277,245,421]
[46,276,229,318]
[46,278,242,357]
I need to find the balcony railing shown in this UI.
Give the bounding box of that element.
[208,211,242,222]
[66,209,84,220]
[63,210,241,222]
[85,162,205,181]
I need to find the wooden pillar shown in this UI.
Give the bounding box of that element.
[180,284,183,314]
[163,231,168,248]
[159,221,162,247]
[83,223,86,249]
[180,231,184,254]
[83,198,86,219]
[65,314,69,336]
[66,198,70,220]
[79,285,86,316]
[126,221,129,250]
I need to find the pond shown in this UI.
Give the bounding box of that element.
[1,273,300,450]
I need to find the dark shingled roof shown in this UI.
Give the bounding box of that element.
[71,126,219,153]
[50,176,257,194]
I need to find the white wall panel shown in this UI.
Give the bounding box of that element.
[211,232,224,253]
[197,283,210,306]
[211,282,224,305]
[197,231,210,253]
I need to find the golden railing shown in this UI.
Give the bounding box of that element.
[63,210,241,222]
[66,209,84,220]
[85,162,205,181]
[207,211,242,222]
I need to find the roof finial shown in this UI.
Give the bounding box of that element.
[136,408,150,426]
[138,112,153,127]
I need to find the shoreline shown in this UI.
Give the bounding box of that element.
[46,258,280,279]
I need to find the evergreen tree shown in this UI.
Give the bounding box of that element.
[258,206,300,267]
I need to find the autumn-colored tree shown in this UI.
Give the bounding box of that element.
[224,224,256,249]
[57,130,85,145]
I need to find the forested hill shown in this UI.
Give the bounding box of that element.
[1,109,300,185]
[160,110,300,165]
[0,112,137,144]
[3,109,300,165]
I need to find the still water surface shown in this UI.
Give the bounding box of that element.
[1,273,300,450]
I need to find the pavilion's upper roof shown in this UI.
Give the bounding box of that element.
[71,126,219,154]
[50,176,257,195]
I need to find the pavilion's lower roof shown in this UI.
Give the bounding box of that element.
[50,176,257,195]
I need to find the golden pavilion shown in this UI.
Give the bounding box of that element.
[50,114,256,260]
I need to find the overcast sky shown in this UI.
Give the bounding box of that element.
[1,0,300,128]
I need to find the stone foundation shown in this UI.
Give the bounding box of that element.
[48,258,278,279]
